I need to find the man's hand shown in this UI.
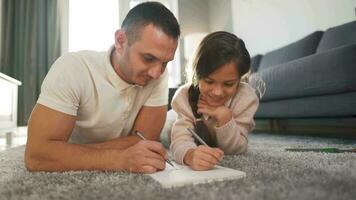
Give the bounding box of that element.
[197,97,232,126]
[183,146,224,171]
[120,140,167,173]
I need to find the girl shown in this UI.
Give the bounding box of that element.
[170,31,259,171]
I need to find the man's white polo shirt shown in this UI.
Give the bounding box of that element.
[37,46,168,144]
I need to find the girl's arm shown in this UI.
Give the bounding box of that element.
[169,86,198,164]
[170,86,225,169]
[214,85,259,154]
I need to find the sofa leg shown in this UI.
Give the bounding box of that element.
[268,120,274,132]
[269,119,279,133]
[269,119,287,133]
[277,119,288,133]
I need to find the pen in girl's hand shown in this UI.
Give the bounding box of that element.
[187,128,208,146]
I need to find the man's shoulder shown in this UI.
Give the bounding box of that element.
[72,50,106,59]
[71,50,107,68]
[50,50,107,76]
[43,51,105,94]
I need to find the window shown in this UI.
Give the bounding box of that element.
[68,0,181,87]
[68,0,119,52]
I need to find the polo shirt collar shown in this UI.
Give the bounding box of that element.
[105,45,143,91]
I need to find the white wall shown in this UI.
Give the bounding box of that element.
[178,0,210,83]
[208,0,233,32]
[179,0,233,35]
[0,0,2,59]
[232,0,356,56]
[178,0,210,36]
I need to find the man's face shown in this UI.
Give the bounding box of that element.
[114,24,178,86]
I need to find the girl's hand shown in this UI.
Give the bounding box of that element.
[183,146,224,171]
[197,98,232,127]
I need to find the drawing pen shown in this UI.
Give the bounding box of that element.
[136,131,175,167]
[187,128,208,146]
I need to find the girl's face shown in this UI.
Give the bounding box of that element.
[198,61,240,107]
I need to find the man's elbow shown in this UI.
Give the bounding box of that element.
[24,153,38,172]
[24,146,43,172]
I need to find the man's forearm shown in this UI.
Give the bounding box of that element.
[25,141,125,172]
[84,135,142,150]
[25,134,162,172]
[131,106,167,141]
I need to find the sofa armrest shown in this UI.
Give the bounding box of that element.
[258,44,356,102]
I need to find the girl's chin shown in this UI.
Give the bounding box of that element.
[206,100,225,107]
[201,95,227,106]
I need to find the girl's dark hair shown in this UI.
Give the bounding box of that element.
[188,31,251,146]
[191,31,250,86]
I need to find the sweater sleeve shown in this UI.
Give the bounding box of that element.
[169,85,198,165]
[214,83,259,154]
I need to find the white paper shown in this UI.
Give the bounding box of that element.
[148,161,246,188]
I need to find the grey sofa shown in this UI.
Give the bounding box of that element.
[252,20,356,119]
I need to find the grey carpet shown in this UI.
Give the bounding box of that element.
[1,133,355,200]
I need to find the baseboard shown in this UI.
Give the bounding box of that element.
[254,118,356,139]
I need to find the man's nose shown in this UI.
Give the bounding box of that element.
[148,64,162,79]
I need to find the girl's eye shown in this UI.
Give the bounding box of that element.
[224,83,235,87]
[204,79,213,84]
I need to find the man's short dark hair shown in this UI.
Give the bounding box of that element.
[121,1,180,45]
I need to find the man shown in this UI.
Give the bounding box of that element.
[25,2,180,173]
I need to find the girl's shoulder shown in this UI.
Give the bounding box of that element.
[230,82,259,110]
[170,83,196,118]
[238,82,258,98]
[172,83,191,102]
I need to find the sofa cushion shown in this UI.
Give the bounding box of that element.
[250,54,263,72]
[258,44,356,102]
[317,20,356,53]
[258,31,324,71]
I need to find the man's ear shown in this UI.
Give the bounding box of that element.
[114,29,127,54]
